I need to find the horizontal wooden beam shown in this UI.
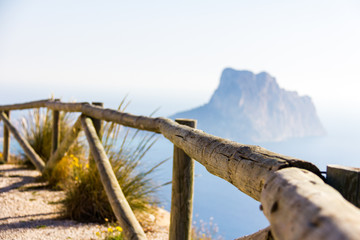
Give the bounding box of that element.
[0,100,322,201]
[261,168,360,240]
[0,99,50,111]
[236,227,273,240]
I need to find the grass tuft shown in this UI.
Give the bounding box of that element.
[20,108,85,166]
[63,101,165,223]
[63,124,164,222]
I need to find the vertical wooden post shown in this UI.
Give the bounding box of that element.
[91,102,104,140]
[327,164,360,207]
[89,102,103,166]
[0,112,45,172]
[51,99,60,156]
[169,118,197,240]
[3,110,10,162]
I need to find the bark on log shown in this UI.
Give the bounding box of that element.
[327,164,360,208]
[0,100,322,201]
[261,168,360,240]
[158,119,321,201]
[81,115,147,240]
[88,102,104,167]
[51,100,60,156]
[46,100,160,132]
[0,112,45,172]
[3,110,10,162]
[44,116,82,175]
[236,227,273,240]
[0,99,49,111]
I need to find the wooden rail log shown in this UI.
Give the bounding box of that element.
[0,99,322,201]
[0,112,45,172]
[261,168,360,240]
[0,99,49,111]
[81,115,147,240]
[158,119,321,201]
[236,227,273,240]
[44,116,83,174]
[46,100,161,132]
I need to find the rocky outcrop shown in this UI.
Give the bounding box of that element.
[171,68,325,142]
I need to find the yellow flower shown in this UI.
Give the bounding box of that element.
[85,164,89,169]
[115,226,123,232]
[75,176,79,181]
[107,227,113,233]
[104,218,109,222]
[95,232,100,237]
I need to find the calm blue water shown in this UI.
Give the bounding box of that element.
[2,111,360,239]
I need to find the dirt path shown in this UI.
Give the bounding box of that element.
[0,164,169,240]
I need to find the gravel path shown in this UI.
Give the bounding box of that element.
[0,164,169,240]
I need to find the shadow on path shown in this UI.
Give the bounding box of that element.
[0,175,38,193]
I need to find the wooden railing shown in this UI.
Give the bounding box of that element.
[1,99,360,240]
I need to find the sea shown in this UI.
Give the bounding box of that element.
[1,107,360,239]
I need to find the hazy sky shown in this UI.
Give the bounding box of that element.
[0,0,359,116]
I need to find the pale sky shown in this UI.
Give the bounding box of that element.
[0,0,359,116]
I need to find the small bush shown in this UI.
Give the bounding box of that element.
[48,153,87,189]
[95,219,124,240]
[63,116,165,222]
[20,108,85,165]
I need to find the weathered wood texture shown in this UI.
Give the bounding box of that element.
[81,115,147,240]
[169,119,196,240]
[3,110,10,162]
[236,227,273,240]
[327,164,360,207]
[44,116,83,174]
[159,120,322,201]
[90,102,104,139]
[89,102,104,166]
[261,168,360,240]
[0,112,45,171]
[0,99,50,111]
[0,99,322,201]
[51,102,60,156]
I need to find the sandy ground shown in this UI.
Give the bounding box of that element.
[0,164,169,240]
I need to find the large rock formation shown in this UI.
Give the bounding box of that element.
[171,68,325,142]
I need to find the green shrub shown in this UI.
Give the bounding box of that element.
[20,108,85,165]
[95,220,124,240]
[63,112,165,222]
